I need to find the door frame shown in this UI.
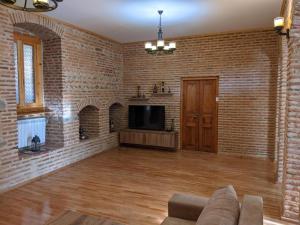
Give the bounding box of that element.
[180,76,219,152]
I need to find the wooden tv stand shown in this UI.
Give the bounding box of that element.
[119,129,178,151]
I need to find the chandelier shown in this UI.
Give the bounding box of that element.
[0,0,63,12]
[145,10,176,55]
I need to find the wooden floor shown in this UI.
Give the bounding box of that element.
[0,148,283,225]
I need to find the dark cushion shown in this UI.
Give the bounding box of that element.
[196,185,240,225]
[161,217,196,225]
[169,193,209,221]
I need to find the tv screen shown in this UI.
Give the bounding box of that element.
[129,105,165,131]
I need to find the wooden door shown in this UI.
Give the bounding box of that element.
[182,81,200,151]
[181,78,218,153]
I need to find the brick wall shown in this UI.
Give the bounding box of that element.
[43,37,64,146]
[276,37,288,183]
[123,30,279,158]
[0,7,18,189]
[1,5,297,223]
[0,6,124,191]
[281,0,300,222]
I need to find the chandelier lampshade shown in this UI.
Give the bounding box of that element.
[145,10,176,55]
[273,16,289,38]
[274,17,284,30]
[33,0,50,9]
[0,0,63,12]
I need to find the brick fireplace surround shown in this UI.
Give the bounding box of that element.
[0,1,299,223]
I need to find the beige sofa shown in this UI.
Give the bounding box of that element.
[161,186,263,225]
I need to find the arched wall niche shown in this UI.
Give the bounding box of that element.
[78,105,100,140]
[109,102,126,133]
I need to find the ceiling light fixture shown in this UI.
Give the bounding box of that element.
[274,17,290,38]
[0,0,63,12]
[145,10,176,55]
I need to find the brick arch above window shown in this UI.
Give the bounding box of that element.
[9,10,64,38]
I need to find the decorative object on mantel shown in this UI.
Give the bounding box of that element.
[145,10,176,55]
[153,84,158,93]
[161,81,165,93]
[31,135,41,152]
[137,85,141,97]
[0,0,63,12]
[79,126,88,140]
[152,81,173,97]
[130,86,149,101]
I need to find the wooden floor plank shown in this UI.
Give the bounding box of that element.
[0,148,283,225]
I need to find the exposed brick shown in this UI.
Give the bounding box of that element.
[281,0,300,222]
[123,30,279,159]
[0,99,5,111]
[0,6,123,192]
[0,3,298,224]
[275,37,288,184]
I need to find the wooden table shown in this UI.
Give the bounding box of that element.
[46,210,123,225]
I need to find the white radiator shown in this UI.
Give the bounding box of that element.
[17,117,46,148]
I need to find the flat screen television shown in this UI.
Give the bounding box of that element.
[129,105,165,131]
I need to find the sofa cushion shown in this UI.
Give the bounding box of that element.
[169,193,209,221]
[238,195,263,225]
[161,217,196,225]
[196,185,240,225]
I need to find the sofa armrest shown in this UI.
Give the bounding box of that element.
[239,195,263,225]
[168,193,209,221]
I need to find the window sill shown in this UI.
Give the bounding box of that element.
[17,112,46,120]
[18,143,63,160]
[79,136,99,143]
[17,107,47,117]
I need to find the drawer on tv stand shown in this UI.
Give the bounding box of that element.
[119,129,178,150]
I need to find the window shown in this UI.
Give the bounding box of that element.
[14,33,43,114]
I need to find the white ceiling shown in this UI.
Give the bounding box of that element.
[46,0,282,43]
